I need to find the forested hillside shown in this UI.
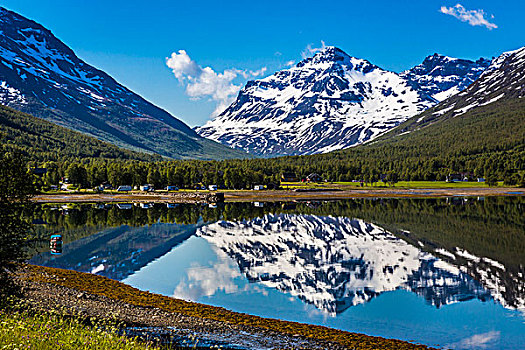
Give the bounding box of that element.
[0,105,160,162]
[32,92,523,190]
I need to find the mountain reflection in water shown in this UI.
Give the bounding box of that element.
[28,198,525,349]
[197,215,492,315]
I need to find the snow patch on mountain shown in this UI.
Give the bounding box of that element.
[0,80,25,105]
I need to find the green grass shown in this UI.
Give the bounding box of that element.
[281,181,505,189]
[334,181,502,188]
[0,308,158,350]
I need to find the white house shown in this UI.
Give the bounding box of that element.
[140,184,154,191]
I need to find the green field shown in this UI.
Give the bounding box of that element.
[280,180,504,189]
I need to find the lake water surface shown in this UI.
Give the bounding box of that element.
[28,198,525,349]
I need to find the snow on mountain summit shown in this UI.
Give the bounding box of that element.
[197,47,489,157]
[400,53,490,102]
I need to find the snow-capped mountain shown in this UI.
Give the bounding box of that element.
[398,46,525,131]
[400,53,490,102]
[198,214,497,314]
[0,7,245,160]
[196,47,488,157]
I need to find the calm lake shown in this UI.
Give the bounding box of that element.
[28,198,525,349]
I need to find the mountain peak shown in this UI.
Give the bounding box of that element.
[401,52,490,101]
[197,46,492,157]
[423,53,456,64]
[297,46,377,75]
[297,46,352,67]
[315,46,348,59]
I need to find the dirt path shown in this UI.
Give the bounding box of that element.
[33,187,525,203]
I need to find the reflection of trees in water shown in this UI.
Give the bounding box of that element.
[30,223,199,281]
[0,151,34,302]
[26,196,525,309]
[28,197,525,268]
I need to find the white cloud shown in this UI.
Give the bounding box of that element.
[250,67,268,77]
[285,60,296,67]
[446,331,500,349]
[440,4,498,30]
[166,50,267,117]
[172,247,244,300]
[301,40,327,59]
[166,50,200,80]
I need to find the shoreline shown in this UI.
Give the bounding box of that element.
[16,264,433,350]
[32,187,525,203]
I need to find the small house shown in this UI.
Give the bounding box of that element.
[254,202,264,207]
[117,185,132,191]
[166,203,179,208]
[209,185,218,191]
[477,178,485,182]
[306,173,322,182]
[446,174,463,182]
[253,185,264,190]
[165,185,179,191]
[140,184,154,191]
[116,203,133,210]
[281,172,298,182]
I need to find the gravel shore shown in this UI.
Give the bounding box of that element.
[15,264,432,350]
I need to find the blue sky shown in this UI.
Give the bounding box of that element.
[2,0,524,126]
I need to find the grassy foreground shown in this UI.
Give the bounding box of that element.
[0,308,157,350]
[19,264,432,350]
